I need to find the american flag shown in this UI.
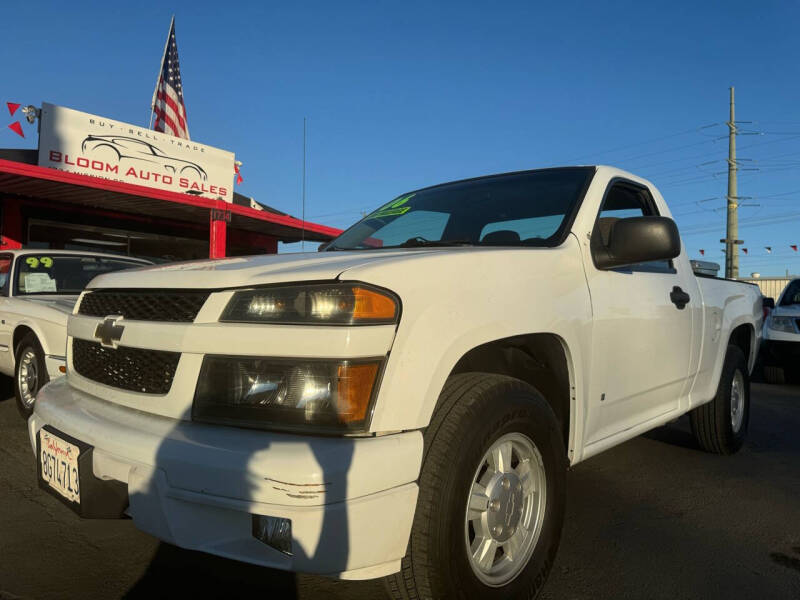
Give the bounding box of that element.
[151,17,190,139]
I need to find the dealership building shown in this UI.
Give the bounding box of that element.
[0,103,339,260]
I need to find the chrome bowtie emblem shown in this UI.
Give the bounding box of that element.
[94,316,125,348]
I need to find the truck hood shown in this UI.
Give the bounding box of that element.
[86,250,451,290]
[21,295,80,315]
[85,247,565,291]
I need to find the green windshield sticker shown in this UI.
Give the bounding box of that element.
[374,206,411,218]
[369,193,415,219]
[24,256,53,269]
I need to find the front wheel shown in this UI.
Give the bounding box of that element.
[384,373,566,600]
[14,332,49,419]
[690,344,750,455]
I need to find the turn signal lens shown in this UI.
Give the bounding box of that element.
[337,363,380,423]
[221,283,399,325]
[351,287,397,322]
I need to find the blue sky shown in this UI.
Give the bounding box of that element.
[3,0,800,274]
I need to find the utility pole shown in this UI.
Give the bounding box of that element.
[723,87,741,279]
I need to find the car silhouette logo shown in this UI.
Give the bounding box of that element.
[81,135,208,181]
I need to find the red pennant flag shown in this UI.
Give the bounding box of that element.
[234,163,243,185]
[699,249,705,256]
[792,245,798,252]
[6,102,20,116]
[8,121,24,138]
[743,248,748,255]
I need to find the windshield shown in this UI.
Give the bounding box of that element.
[15,254,145,296]
[780,279,800,306]
[327,167,594,251]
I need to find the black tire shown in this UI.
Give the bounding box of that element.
[14,332,49,419]
[690,344,749,455]
[384,373,567,600]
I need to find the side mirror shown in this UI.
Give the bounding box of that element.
[317,242,330,252]
[592,216,681,270]
[762,296,775,310]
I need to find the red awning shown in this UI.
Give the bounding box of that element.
[0,158,341,242]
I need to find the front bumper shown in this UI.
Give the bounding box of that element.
[30,378,423,579]
[44,354,66,381]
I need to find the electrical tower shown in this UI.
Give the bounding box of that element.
[722,87,742,278]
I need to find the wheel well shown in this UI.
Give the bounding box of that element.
[13,325,35,355]
[450,333,571,451]
[729,323,753,364]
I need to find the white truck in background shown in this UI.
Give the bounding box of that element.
[30,166,762,599]
[760,276,800,383]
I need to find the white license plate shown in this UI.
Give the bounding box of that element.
[39,429,81,504]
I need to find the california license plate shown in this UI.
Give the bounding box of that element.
[38,428,82,504]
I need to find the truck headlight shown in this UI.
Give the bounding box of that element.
[192,356,382,433]
[768,316,797,333]
[220,283,399,325]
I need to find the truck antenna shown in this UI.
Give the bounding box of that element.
[302,117,307,252]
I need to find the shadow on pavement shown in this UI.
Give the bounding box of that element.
[124,543,298,599]
[641,416,698,450]
[0,375,14,403]
[125,543,388,600]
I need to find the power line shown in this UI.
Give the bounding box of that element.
[635,130,800,180]
[308,207,367,219]
[561,124,719,164]
[612,137,721,165]
[681,210,800,236]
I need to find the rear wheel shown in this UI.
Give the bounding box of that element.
[14,332,49,419]
[384,373,566,600]
[690,344,749,455]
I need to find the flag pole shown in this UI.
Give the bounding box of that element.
[149,15,174,129]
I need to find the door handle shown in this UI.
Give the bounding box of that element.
[670,286,690,309]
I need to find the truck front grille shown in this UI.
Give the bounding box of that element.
[72,339,180,395]
[78,290,210,322]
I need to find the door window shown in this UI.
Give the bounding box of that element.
[592,182,674,273]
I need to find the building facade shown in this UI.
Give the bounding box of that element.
[0,153,339,262]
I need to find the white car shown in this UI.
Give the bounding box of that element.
[761,277,800,383]
[0,249,150,416]
[30,166,762,599]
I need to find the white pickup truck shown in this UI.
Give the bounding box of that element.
[30,166,762,599]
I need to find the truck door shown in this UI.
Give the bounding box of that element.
[582,180,694,445]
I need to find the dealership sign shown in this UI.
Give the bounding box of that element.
[37,102,234,200]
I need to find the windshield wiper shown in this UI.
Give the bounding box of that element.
[325,237,474,251]
[395,237,474,248]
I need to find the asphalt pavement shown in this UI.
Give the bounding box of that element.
[1,380,799,599]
